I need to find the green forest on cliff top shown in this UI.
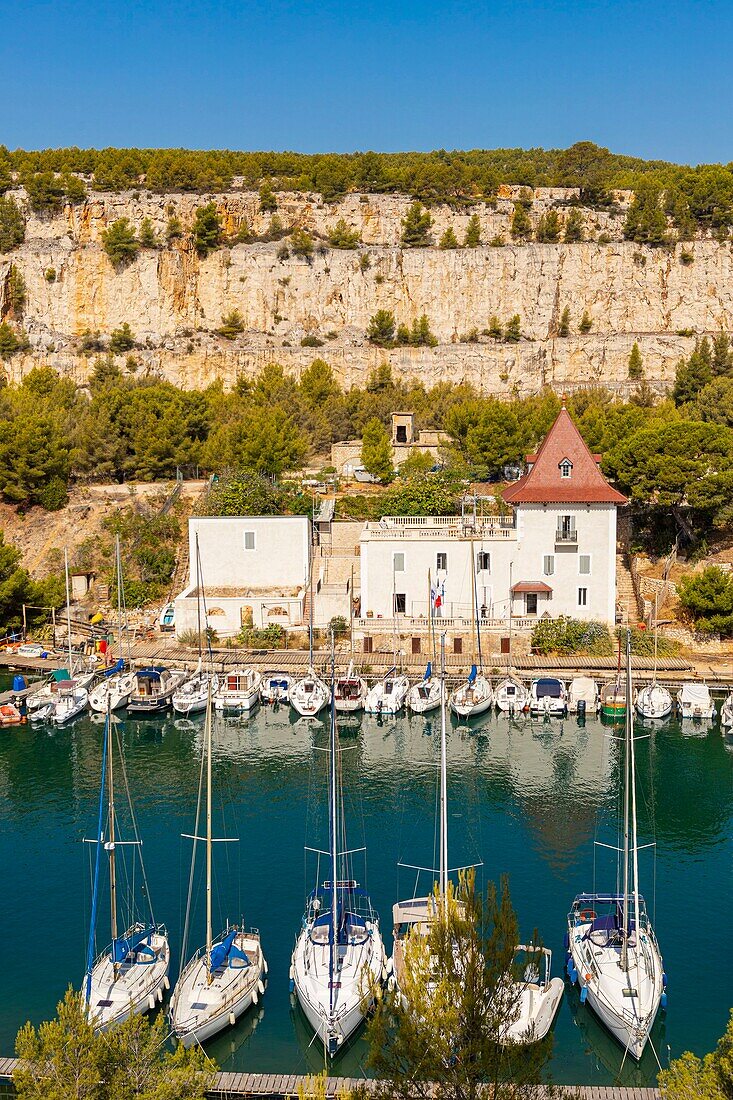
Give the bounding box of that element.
[4,142,733,229]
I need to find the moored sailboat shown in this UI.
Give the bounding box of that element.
[334,661,367,713]
[566,630,665,1061]
[291,646,385,1056]
[173,536,219,715]
[89,537,136,714]
[450,538,493,719]
[494,676,530,715]
[170,689,266,1047]
[83,705,170,1030]
[407,662,442,714]
[635,603,672,720]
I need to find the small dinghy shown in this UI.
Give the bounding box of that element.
[52,681,89,725]
[721,692,733,728]
[0,703,22,725]
[600,680,627,722]
[407,662,442,714]
[450,664,493,719]
[502,946,564,1044]
[494,676,530,715]
[261,672,292,705]
[290,668,329,717]
[530,678,568,717]
[214,668,261,714]
[334,662,367,713]
[635,682,673,720]
[677,682,715,720]
[568,676,599,715]
[365,668,410,715]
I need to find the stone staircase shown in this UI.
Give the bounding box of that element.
[616,547,641,625]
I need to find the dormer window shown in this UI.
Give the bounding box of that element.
[559,458,573,479]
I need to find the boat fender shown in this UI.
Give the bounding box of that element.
[569,967,578,985]
[289,977,295,993]
[157,987,164,1003]
[661,992,668,1009]
[163,975,170,990]
[252,988,258,1005]
[264,959,269,975]
[289,964,294,980]
[563,932,569,951]
[148,994,156,1010]
[385,957,393,976]
[229,1012,237,1027]
[662,972,668,988]
[580,987,587,1004]
[257,979,265,995]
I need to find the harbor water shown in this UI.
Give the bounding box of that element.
[0,688,731,1085]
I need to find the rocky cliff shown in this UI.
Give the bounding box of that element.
[2,186,730,394]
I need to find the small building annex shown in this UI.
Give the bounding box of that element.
[174,516,311,638]
[358,407,627,644]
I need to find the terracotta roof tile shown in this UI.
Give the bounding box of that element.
[503,408,627,505]
[511,581,553,594]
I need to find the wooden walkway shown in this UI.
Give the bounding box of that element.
[0,1059,659,1099]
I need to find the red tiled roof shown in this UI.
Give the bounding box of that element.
[511,582,553,594]
[503,408,627,505]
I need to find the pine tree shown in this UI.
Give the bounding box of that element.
[558,306,571,336]
[192,202,222,256]
[510,202,532,241]
[564,208,584,242]
[579,310,592,334]
[401,201,433,247]
[259,183,277,212]
[109,322,135,353]
[366,309,396,347]
[361,417,394,482]
[712,331,733,377]
[439,226,459,249]
[327,218,360,248]
[536,209,560,242]
[628,341,643,379]
[165,215,183,242]
[101,217,139,266]
[487,315,502,340]
[464,213,481,247]
[138,217,157,247]
[504,315,521,343]
[0,196,25,252]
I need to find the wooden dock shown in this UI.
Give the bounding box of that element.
[0,1058,660,1099]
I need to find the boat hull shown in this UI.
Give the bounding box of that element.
[171,932,266,1048]
[85,931,170,1032]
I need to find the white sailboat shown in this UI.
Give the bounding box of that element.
[89,537,136,714]
[334,661,367,713]
[83,706,170,1030]
[173,536,219,716]
[721,692,733,729]
[635,604,672,720]
[51,551,89,724]
[365,666,410,715]
[291,558,329,717]
[566,630,665,1061]
[170,689,266,1047]
[407,661,442,714]
[450,541,493,719]
[291,647,385,1056]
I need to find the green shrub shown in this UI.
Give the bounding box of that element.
[102,218,139,266]
[0,196,25,252]
[677,566,733,636]
[531,616,613,655]
[138,217,157,247]
[300,335,324,347]
[290,228,313,259]
[109,322,135,353]
[366,309,396,347]
[327,218,360,248]
[192,202,222,256]
[217,309,245,339]
[238,622,285,648]
[401,201,432,247]
[166,216,183,241]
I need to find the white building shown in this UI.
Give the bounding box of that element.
[174,515,311,638]
[358,408,627,646]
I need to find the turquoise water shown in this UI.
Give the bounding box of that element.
[0,689,731,1085]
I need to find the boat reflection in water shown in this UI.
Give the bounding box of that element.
[567,981,669,1086]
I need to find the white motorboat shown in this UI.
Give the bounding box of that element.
[450,665,493,719]
[566,630,664,1061]
[83,709,170,1031]
[52,681,89,725]
[173,669,220,716]
[334,662,367,713]
[721,692,733,728]
[568,676,599,715]
[89,668,136,713]
[406,662,442,714]
[128,666,187,714]
[291,668,329,717]
[635,682,673,720]
[171,691,266,1047]
[291,652,385,1056]
[502,946,564,1044]
[261,672,292,705]
[365,669,410,715]
[214,668,262,714]
[677,682,715,720]
[494,676,530,714]
[530,677,568,717]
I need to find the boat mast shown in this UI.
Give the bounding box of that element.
[470,537,483,672]
[428,569,436,666]
[621,629,632,972]
[107,701,119,979]
[205,686,213,984]
[85,710,109,1004]
[195,533,202,667]
[628,631,642,969]
[508,560,513,666]
[308,521,314,669]
[439,632,448,918]
[64,549,72,675]
[115,536,123,663]
[328,638,338,1020]
[653,593,659,685]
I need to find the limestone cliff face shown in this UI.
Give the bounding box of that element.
[1,186,729,394]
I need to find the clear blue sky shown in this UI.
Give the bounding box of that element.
[3,0,732,163]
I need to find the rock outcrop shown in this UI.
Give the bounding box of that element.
[1,186,729,394]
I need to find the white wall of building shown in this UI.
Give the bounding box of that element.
[188,516,310,590]
[360,503,617,625]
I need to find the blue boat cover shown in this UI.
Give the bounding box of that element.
[138,667,166,681]
[424,662,432,680]
[209,931,250,973]
[468,664,477,684]
[104,658,125,678]
[111,926,155,963]
[536,678,562,698]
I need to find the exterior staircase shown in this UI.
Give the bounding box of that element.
[615,547,642,625]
